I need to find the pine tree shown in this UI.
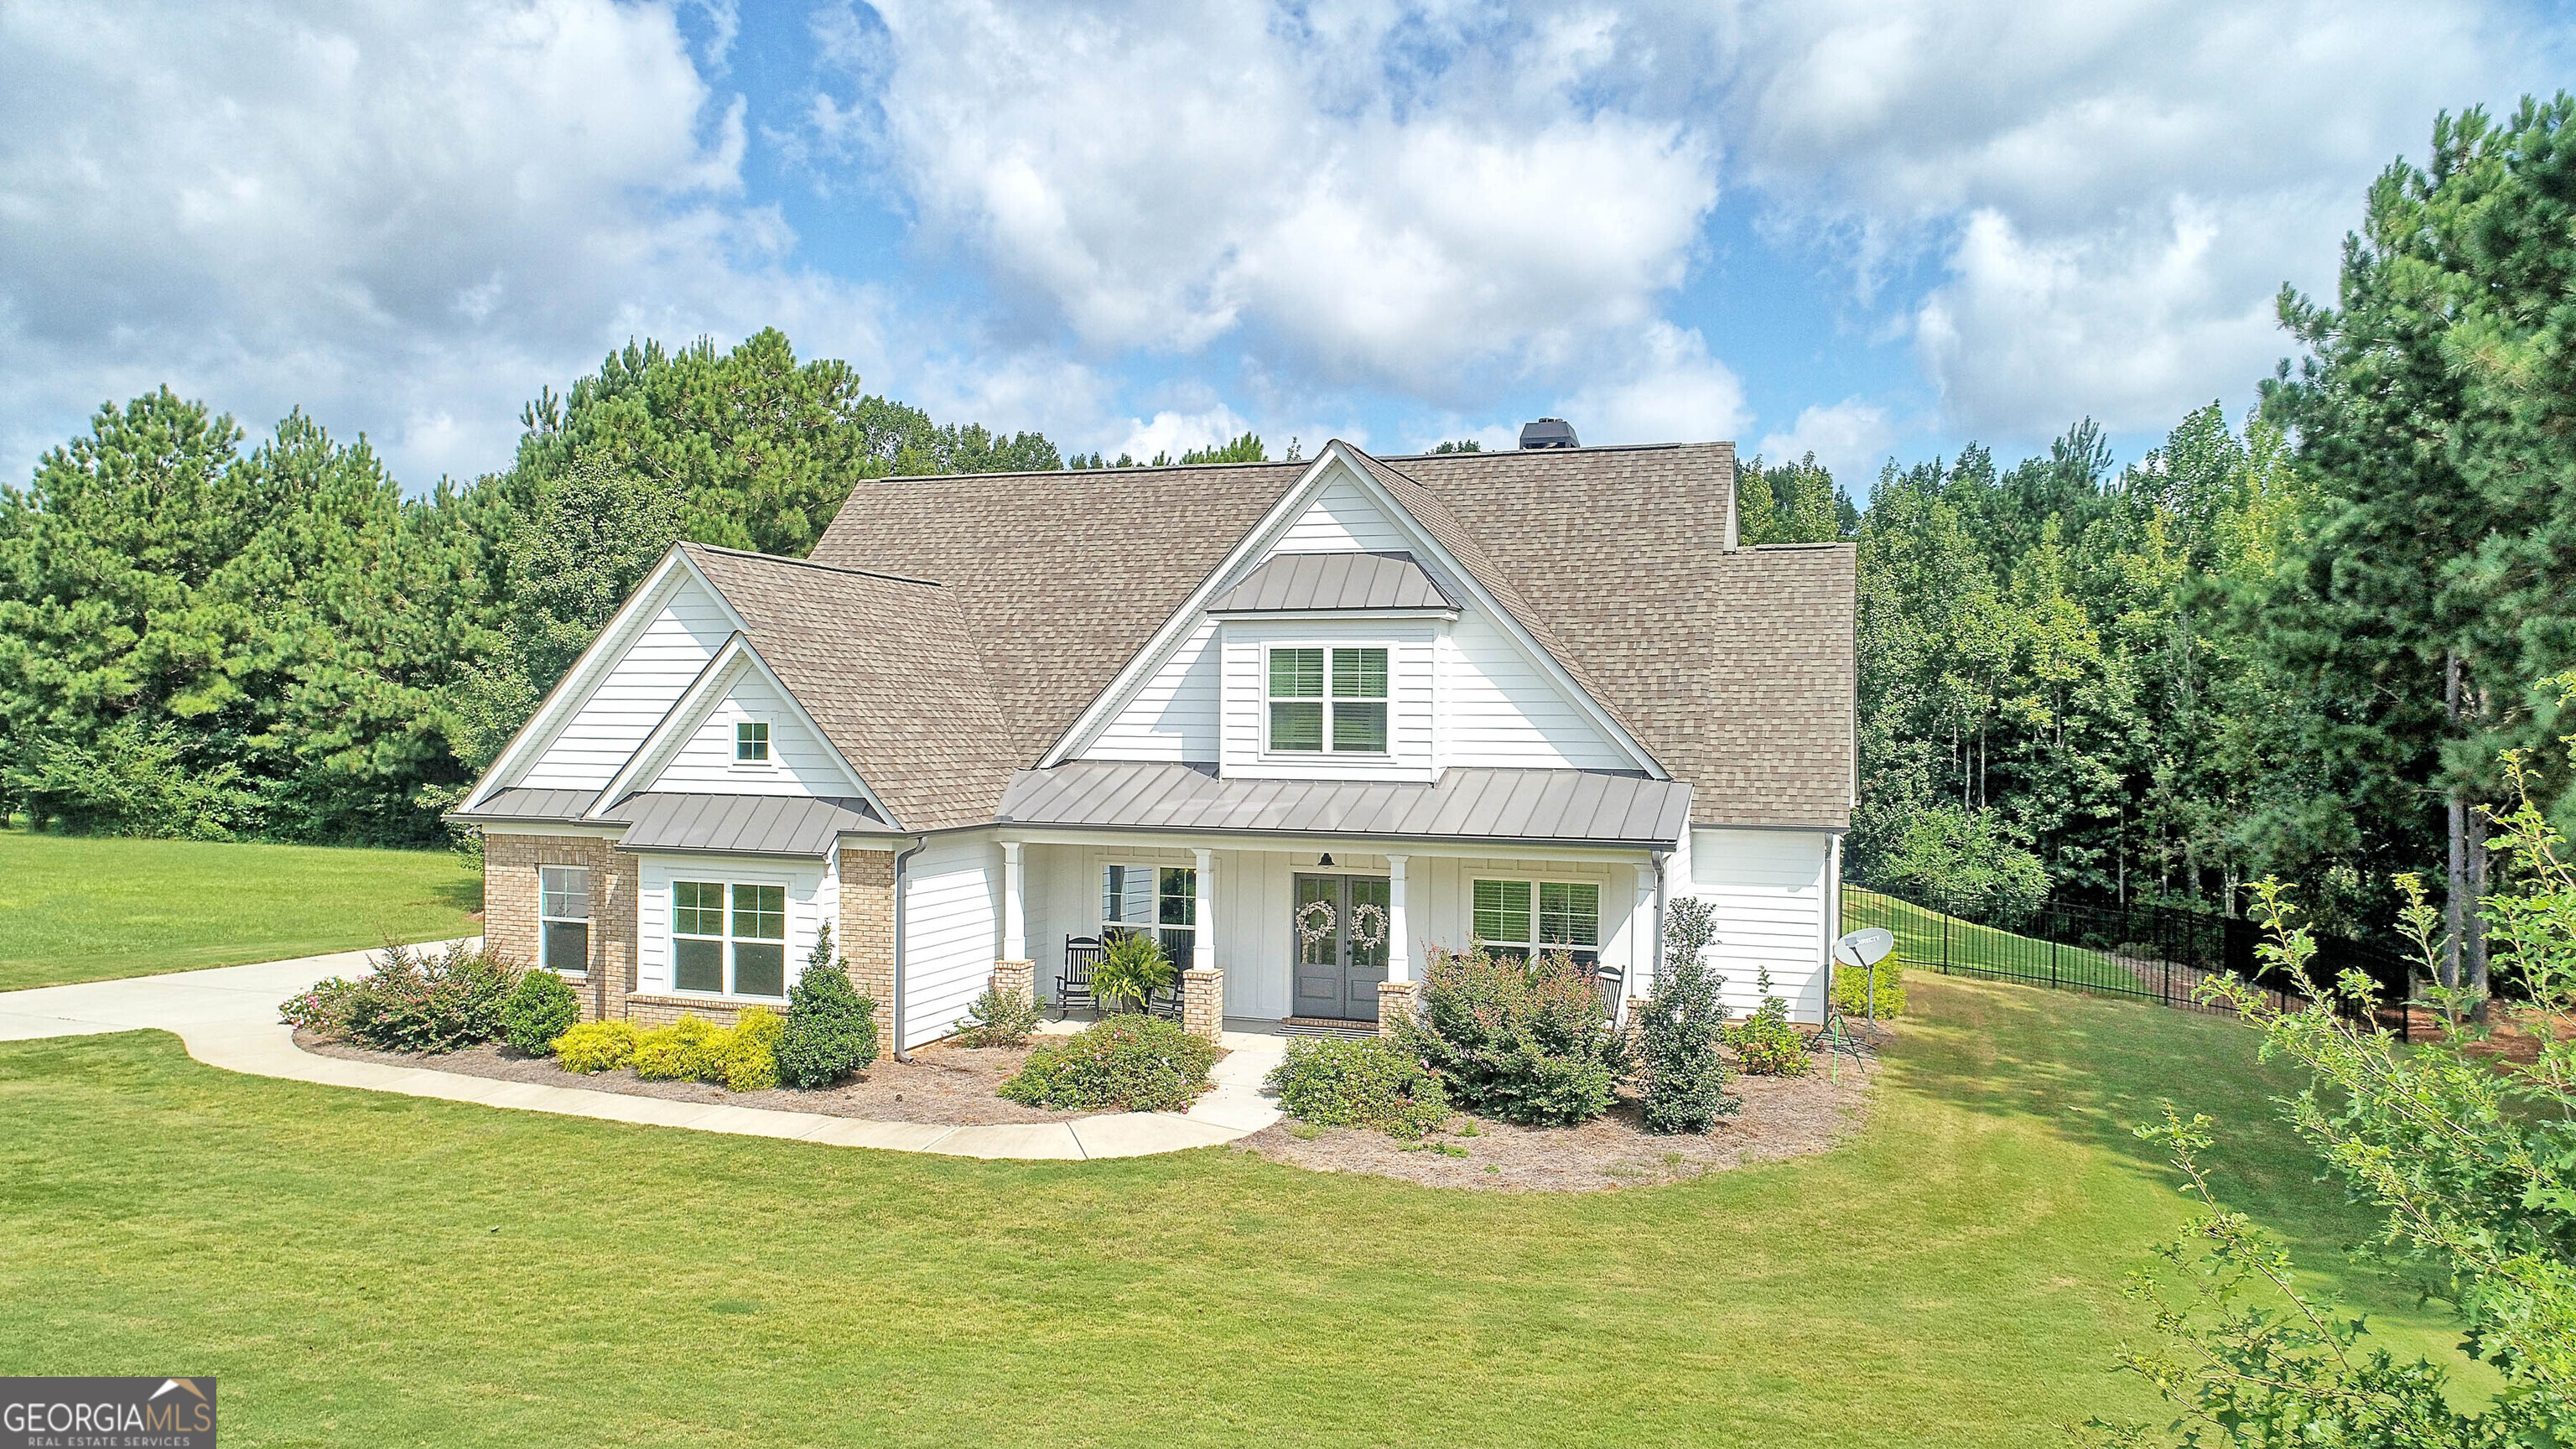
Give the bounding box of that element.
[1638,896,1737,1134]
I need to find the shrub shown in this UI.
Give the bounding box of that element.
[1396,945,1629,1125]
[949,983,1045,1047]
[1827,956,1905,1021]
[1264,1035,1450,1140]
[553,1020,641,1073]
[5,716,263,839]
[294,940,522,1054]
[1092,930,1173,1014]
[775,924,880,1088]
[724,1007,783,1091]
[1637,896,1740,1134]
[500,969,583,1056]
[1724,969,1811,1078]
[998,1015,1218,1113]
[631,1015,729,1081]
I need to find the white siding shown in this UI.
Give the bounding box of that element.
[1683,827,1833,1022]
[901,832,1000,1048]
[633,855,828,1003]
[647,670,855,797]
[1276,475,1411,553]
[1434,612,1632,771]
[1084,616,1222,761]
[1217,620,1437,782]
[519,579,735,790]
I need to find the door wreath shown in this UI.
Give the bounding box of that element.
[1346,902,1389,953]
[1296,898,1337,948]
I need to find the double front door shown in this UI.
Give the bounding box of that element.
[1292,874,1390,1021]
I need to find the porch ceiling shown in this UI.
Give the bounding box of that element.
[995,762,1690,847]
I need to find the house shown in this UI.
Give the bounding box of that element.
[449,436,1857,1050]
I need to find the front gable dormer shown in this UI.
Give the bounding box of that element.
[1055,444,1656,781]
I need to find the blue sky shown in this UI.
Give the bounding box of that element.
[3,0,2569,495]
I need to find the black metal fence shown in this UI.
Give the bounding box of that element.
[1841,885,2419,1041]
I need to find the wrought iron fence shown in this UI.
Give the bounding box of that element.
[1841,884,2418,1041]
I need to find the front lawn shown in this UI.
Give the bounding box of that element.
[0,829,483,992]
[0,976,2474,1446]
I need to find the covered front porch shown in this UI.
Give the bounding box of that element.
[994,833,1661,1035]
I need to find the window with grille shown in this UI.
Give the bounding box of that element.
[1265,645,1388,753]
[538,865,590,977]
[670,880,787,997]
[1471,878,1600,966]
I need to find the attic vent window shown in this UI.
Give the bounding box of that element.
[735,720,771,764]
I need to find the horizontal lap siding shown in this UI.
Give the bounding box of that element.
[902,833,999,1048]
[1279,478,1411,552]
[1436,615,1630,770]
[1218,622,1435,781]
[1685,828,1831,1022]
[522,583,735,790]
[1086,617,1221,761]
[652,673,851,797]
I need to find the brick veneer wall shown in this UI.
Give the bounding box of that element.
[483,832,636,1023]
[838,847,896,1046]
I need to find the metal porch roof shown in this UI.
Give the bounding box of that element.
[995,762,1690,847]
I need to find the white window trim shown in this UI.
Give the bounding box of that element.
[731,719,774,770]
[1260,642,1392,759]
[667,877,792,1000]
[538,865,591,979]
[1098,862,1198,957]
[1471,875,1605,959]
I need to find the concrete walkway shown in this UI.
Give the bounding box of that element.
[0,943,1285,1161]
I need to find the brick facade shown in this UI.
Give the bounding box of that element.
[1182,968,1224,1043]
[837,847,896,1046]
[992,959,1034,1006]
[482,832,635,1024]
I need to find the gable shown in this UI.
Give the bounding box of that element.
[635,665,862,800]
[505,564,740,794]
[1277,475,1413,553]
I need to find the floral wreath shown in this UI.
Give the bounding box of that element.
[1296,898,1337,947]
[1346,902,1389,953]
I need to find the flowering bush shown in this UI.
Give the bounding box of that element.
[998,1015,1218,1112]
[1265,1035,1450,1139]
[281,940,522,1055]
[948,983,1045,1047]
[279,976,362,1036]
[1397,945,1628,1125]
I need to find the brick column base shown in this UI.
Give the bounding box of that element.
[1182,969,1224,1043]
[1377,979,1420,1037]
[993,959,1034,1007]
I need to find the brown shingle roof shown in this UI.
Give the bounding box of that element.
[805,442,1856,831]
[679,544,1021,831]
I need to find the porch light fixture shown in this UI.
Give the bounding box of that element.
[1317,853,1333,867]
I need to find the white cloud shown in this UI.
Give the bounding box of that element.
[1754,398,1894,482]
[1552,322,1749,446]
[1105,403,1257,463]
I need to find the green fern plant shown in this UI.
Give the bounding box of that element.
[1092,931,1174,1014]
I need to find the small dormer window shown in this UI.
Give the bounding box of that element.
[1267,646,1388,754]
[735,720,771,764]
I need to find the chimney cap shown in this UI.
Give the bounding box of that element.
[1518,418,1579,449]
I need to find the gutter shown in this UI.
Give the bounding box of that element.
[889,835,927,1062]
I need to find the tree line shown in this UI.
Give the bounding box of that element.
[3,96,2569,970]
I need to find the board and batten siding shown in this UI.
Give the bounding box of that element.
[632,854,828,1000]
[518,579,735,791]
[1682,826,1834,1022]
[647,672,854,797]
[900,831,1000,1049]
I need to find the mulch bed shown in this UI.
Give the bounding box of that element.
[291,1028,1095,1126]
[1238,1041,1883,1192]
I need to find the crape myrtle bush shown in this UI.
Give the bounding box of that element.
[1396,944,1629,1125]
[1264,1035,1451,1139]
[998,1015,1218,1113]
[281,940,521,1054]
[499,969,582,1056]
[774,924,879,1088]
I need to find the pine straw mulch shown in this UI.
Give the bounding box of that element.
[1237,1036,1884,1193]
[291,1029,1111,1127]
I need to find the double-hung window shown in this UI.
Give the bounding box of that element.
[1102,864,1195,967]
[1266,646,1388,754]
[735,720,771,765]
[671,880,787,997]
[1472,878,1601,967]
[538,865,590,976]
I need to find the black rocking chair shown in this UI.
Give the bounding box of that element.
[1057,936,1103,1019]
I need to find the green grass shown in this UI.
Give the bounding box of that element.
[1847,884,2142,996]
[0,975,2475,1447]
[0,829,484,991]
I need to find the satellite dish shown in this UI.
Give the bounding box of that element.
[1832,927,1894,969]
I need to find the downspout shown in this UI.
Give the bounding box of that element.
[890,836,927,1062]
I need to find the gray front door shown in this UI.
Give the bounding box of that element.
[1291,874,1391,1021]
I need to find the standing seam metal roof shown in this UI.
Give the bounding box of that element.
[995,761,1693,845]
[1203,551,1455,613]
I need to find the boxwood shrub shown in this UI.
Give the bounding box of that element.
[1263,1036,1449,1139]
[998,1015,1218,1113]
[499,969,583,1056]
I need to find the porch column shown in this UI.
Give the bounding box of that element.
[1629,869,1659,1022]
[995,839,1033,1007]
[1379,854,1415,1036]
[1182,848,1223,1042]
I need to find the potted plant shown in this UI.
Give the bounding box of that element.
[1092,930,1174,1015]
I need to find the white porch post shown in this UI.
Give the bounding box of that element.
[995,839,1032,1006]
[1379,854,1414,1037]
[1182,848,1223,1041]
[1632,869,1659,1011]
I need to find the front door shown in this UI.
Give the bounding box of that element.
[1291,874,1391,1021]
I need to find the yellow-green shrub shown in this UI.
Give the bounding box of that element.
[724,1008,783,1091]
[553,1020,641,1074]
[631,1015,728,1081]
